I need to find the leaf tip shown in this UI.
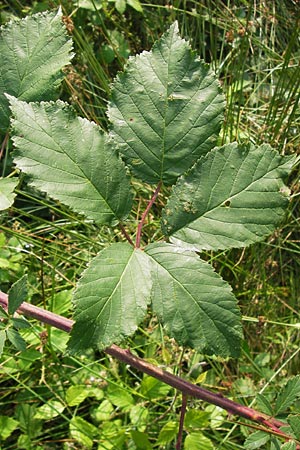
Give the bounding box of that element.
[56,5,63,17]
[4,93,17,104]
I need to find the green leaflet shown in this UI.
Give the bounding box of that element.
[6,328,27,352]
[9,97,133,225]
[281,441,297,450]
[126,0,143,13]
[145,243,242,357]
[0,177,18,211]
[0,9,73,132]
[0,416,19,441]
[287,415,300,440]
[274,375,300,415]
[162,143,295,251]
[183,432,214,450]
[108,21,224,185]
[8,274,27,315]
[243,431,270,449]
[69,416,98,449]
[68,243,152,353]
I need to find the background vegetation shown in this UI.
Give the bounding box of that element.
[0,0,299,448]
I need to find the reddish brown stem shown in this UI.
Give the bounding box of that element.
[176,395,187,450]
[105,346,285,431]
[135,182,162,248]
[0,290,293,441]
[119,222,134,246]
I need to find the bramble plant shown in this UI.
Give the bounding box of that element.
[0,9,299,449]
[6,18,295,358]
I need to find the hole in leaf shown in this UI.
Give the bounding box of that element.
[222,200,231,207]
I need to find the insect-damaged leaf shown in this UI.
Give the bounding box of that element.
[9,97,133,225]
[68,243,152,353]
[108,21,224,185]
[162,143,295,251]
[0,9,73,131]
[145,243,242,357]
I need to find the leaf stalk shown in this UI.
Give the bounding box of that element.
[119,222,134,246]
[176,394,187,450]
[135,182,162,248]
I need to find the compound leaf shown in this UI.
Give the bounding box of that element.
[0,177,18,210]
[68,243,152,353]
[163,143,295,251]
[0,9,73,131]
[108,21,224,185]
[9,97,133,225]
[145,243,242,357]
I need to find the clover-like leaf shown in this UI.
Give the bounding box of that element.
[0,9,73,131]
[108,21,224,185]
[162,143,295,251]
[145,243,242,357]
[9,97,133,225]
[0,177,18,211]
[68,243,152,353]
